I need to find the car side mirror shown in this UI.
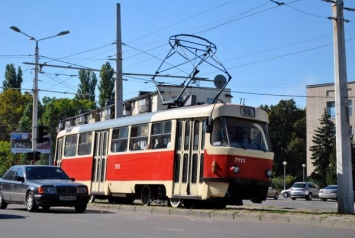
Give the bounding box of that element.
[71,178,75,181]
[17,176,25,183]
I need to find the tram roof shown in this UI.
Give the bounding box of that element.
[57,103,268,136]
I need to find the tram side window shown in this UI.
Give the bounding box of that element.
[55,138,63,166]
[150,121,172,149]
[111,127,128,152]
[78,132,92,155]
[130,124,148,151]
[193,121,199,150]
[201,119,206,150]
[64,134,77,157]
[184,121,190,150]
[211,118,227,146]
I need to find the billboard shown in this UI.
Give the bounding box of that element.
[10,132,50,154]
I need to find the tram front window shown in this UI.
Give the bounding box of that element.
[211,117,271,151]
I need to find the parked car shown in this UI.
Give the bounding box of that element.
[319,185,338,201]
[281,188,291,198]
[0,165,90,212]
[290,182,320,200]
[267,187,280,200]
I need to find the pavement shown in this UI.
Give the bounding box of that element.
[88,201,355,229]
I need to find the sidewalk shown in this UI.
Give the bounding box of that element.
[88,202,355,229]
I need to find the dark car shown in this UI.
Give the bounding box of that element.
[0,165,90,212]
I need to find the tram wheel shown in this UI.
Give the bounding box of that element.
[141,185,151,206]
[89,195,95,203]
[169,198,181,208]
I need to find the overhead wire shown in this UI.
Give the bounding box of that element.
[6,0,353,104]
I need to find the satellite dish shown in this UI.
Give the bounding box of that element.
[214,75,226,89]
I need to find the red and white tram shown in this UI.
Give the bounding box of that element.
[54,103,274,208]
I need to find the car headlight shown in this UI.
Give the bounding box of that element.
[38,186,56,194]
[77,186,88,194]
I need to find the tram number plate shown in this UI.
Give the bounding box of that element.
[240,106,255,118]
[59,196,76,201]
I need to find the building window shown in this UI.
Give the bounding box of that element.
[207,98,214,104]
[350,126,353,137]
[327,100,352,118]
[326,101,335,118]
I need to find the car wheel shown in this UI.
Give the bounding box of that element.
[306,193,313,201]
[321,198,327,201]
[274,193,279,200]
[0,191,8,209]
[26,191,38,212]
[283,192,289,198]
[74,204,87,213]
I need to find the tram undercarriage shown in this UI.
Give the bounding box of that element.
[90,181,269,209]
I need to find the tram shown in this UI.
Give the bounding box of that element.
[54,103,274,208]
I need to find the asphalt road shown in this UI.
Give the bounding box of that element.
[0,205,354,238]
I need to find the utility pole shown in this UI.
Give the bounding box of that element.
[329,0,354,214]
[10,26,69,156]
[115,3,123,118]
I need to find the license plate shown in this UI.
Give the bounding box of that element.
[59,196,76,201]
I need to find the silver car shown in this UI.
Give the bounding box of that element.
[290,182,320,201]
[319,185,337,201]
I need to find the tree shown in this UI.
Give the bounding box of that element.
[3,64,23,90]
[98,62,115,107]
[262,99,306,178]
[40,97,96,143]
[309,109,336,187]
[75,69,97,102]
[0,90,32,141]
[0,141,26,175]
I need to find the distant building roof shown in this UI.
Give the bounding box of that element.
[306,81,355,88]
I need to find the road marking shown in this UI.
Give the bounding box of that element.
[154,228,183,232]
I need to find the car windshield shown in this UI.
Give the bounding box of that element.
[26,167,70,180]
[293,183,306,188]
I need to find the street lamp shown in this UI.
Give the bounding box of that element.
[283,161,287,190]
[10,26,69,155]
[302,164,306,182]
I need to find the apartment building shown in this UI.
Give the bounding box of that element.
[59,85,232,130]
[306,81,355,176]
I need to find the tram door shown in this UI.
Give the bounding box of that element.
[91,130,109,195]
[173,119,204,197]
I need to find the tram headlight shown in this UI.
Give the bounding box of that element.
[230,166,240,174]
[266,169,273,177]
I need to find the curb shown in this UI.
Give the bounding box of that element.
[88,203,355,229]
